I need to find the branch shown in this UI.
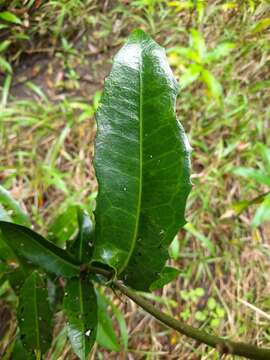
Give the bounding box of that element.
[87,266,270,359]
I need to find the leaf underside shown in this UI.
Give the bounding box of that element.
[18,271,52,355]
[93,29,191,290]
[63,277,97,360]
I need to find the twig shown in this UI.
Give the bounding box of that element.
[87,265,270,360]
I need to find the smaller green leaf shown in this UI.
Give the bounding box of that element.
[64,278,97,360]
[256,143,270,173]
[99,291,128,350]
[204,43,235,63]
[168,46,201,63]
[0,56,12,73]
[50,328,68,360]
[0,24,8,30]
[12,334,35,360]
[196,1,204,23]
[0,229,31,290]
[18,272,53,355]
[72,209,94,263]
[0,203,11,221]
[195,311,207,322]
[216,307,225,318]
[190,29,206,60]
[2,73,12,107]
[253,194,270,227]
[169,236,180,260]
[180,64,201,89]
[250,80,270,92]
[0,40,11,53]
[207,297,217,310]
[48,205,79,247]
[150,266,180,291]
[251,18,270,33]
[233,167,270,187]
[201,69,223,99]
[0,185,30,226]
[96,290,120,352]
[210,318,220,328]
[185,223,215,256]
[231,191,270,215]
[0,221,80,277]
[194,287,205,297]
[0,11,22,24]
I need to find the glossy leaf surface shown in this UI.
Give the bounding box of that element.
[149,266,180,291]
[0,221,80,277]
[18,272,52,355]
[0,191,31,287]
[0,207,31,289]
[48,205,78,247]
[93,29,191,290]
[63,278,97,360]
[72,209,94,262]
[12,335,35,360]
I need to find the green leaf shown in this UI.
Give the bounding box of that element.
[93,29,191,291]
[63,278,97,360]
[0,233,30,289]
[48,205,79,247]
[12,334,35,360]
[71,209,94,262]
[168,46,201,63]
[251,18,270,33]
[96,290,120,352]
[190,29,206,60]
[201,69,223,99]
[185,222,215,256]
[18,272,53,355]
[233,167,270,187]
[0,221,80,277]
[0,11,22,24]
[168,235,180,260]
[207,297,217,310]
[0,214,31,289]
[0,56,12,73]
[149,266,180,291]
[0,185,31,226]
[98,290,128,350]
[231,191,270,215]
[257,143,270,173]
[179,64,201,89]
[0,40,11,53]
[50,328,68,360]
[204,43,235,63]
[253,194,270,227]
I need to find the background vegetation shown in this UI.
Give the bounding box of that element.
[0,0,270,359]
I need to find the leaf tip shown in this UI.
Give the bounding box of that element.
[129,28,149,42]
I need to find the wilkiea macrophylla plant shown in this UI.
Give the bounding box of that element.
[0,30,269,360]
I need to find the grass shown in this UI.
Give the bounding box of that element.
[1,0,270,359]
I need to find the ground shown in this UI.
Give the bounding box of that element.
[0,1,270,359]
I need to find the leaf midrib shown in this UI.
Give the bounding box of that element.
[7,224,80,273]
[119,48,143,272]
[33,275,40,351]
